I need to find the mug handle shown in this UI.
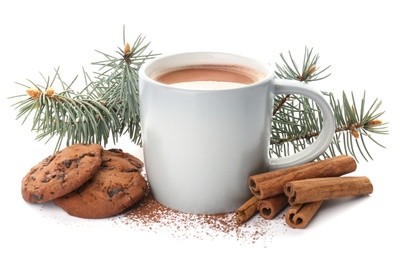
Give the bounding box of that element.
[268,78,336,170]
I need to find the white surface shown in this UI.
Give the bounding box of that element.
[0,0,405,259]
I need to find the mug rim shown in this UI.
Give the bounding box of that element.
[138,51,274,92]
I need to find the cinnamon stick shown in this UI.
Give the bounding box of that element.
[285,201,324,229]
[257,194,288,220]
[248,155,357,199]
[284,176,373,205]
[235,196,259,224]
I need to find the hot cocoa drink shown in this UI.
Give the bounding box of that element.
[154,64,265,90]
[139,52,335,214]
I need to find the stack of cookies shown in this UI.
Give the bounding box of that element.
[21,143,148,219]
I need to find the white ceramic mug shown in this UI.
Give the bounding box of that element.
[139,52,335,214]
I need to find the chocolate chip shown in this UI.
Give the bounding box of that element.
[30,193,43,201]
[63,159,73,168]
[100,159,112,168]
[42,177,51,183]
[125,168,139,172]
[108,148,123,154]
[108,188,122,198]
[42,172,56,183]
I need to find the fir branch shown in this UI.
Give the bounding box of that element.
[272,46,388,162]
[10,68,121,151]
[270,87,388,162]
[325,91,388,162]
[273,46,331,116]
[9,33,159,151]
[92,34,159,144]
[275,46,331,83]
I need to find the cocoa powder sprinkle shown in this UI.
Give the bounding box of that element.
[111,151,288,245]
[115,190,288,244]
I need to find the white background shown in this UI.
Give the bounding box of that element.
[0,0,405,259]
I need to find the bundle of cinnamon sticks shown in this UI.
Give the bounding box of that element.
[235,155,373,228]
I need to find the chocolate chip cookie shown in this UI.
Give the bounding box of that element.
[53,148,148,219]
[21,143,104,203]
